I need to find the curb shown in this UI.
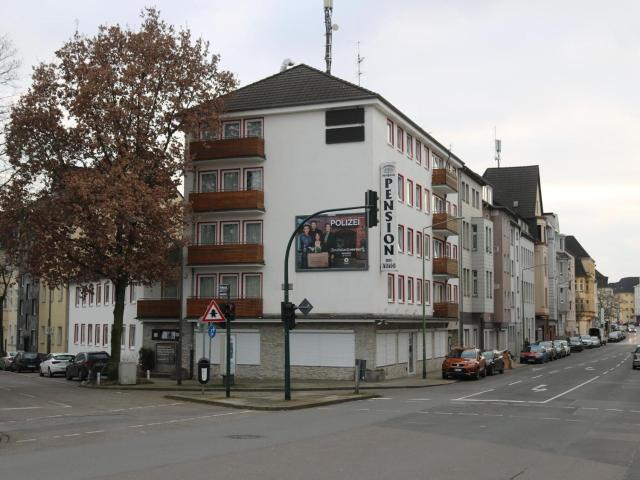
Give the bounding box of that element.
[164,392,380,411]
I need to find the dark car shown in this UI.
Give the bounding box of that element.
[520,344,550,364]
[65,351,111,381]
[633,346,640,370]
[482,350,505,376]
[568,337,584,351]
[11,352,40,372]
[442,347,487,380]
[539,341,559,360]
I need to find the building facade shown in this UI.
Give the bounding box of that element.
[565,236,597,335]
[557,235,576,336]
[16,272,40,352]
[1,278,19,354]
[37,283,69,354]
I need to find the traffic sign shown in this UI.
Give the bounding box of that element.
[208,324,217,338]
[201,299,226,323]
[298,298,313,316]
[218,284,230,300]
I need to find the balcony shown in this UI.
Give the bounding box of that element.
[187,297,263,318]
[432,256,459,277]
[190,189,265,213]
[433,302,459,319]
[187,243,264,266]
[432,168,458,194]
[189,137,265,162]
[137,299,180,319]
[432,212,459,236]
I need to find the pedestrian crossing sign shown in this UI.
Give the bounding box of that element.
[201,299,226,323]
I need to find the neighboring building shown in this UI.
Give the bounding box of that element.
[596,270,615,328]
[67,281,142,358]
[16,272,40,352]
[1,278,19,354]
[37,283,69,354]
[544,213,560,337]
[557,235,576,335]
[163,63,467,380]
[459,167,494,349]
[565,236,597,335]
[635,284,640,324]
[484,165,551,340]
[610,277,639,325]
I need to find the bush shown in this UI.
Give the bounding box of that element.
[139,347,155,372]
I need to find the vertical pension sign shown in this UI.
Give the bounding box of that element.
[380,163,397,271]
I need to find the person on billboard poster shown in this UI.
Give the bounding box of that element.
[322,222,337,266]
[297,224,313,268]
[312,232,323,253]
[309,220,322,243]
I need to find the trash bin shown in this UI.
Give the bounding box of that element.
[197,357,210,385]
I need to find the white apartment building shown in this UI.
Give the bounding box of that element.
[145,64,466,381]
[545,213,560,336]
[67,281,142,358]
[557,234,576,336]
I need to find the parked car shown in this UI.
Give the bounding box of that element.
[442,347,487,380]
[539,341,559,360]
[0,351,20,370]
[11,352,40,372]
[632,346,640,370]
[39,353,75,377]
[520,344,550,364]
[65,351,110,381]
[580,335,594,348]
[590,336,601,347]
[568,337,584,352]
[589,327,606,345]
[556,340,571,357]
[628,325,637,334]
[608,331,622,343]
[482,350,505,376]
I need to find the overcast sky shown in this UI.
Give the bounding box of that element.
[2,0,638,281]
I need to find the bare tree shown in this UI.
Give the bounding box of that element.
[0,35,21,181]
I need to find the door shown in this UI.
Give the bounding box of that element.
[408,333,416,374]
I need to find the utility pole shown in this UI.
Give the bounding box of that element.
[47,286,52,354]
[324,0,334,74]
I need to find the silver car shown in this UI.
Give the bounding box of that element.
[556,340,571,356]
[590,336,601,347]
[39,353,75,377]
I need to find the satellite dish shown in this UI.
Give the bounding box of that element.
[332,24,339,31]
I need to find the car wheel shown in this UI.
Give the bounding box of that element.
[65,369,73,380]
[487,366,493,376]
[442,373,447,380]
[481,367,487,378]
[474,370,480,380]
[48,367,54,378]
[500,368,504,374]
[39,367,44,377]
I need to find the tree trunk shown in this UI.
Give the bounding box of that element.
[0,302,5,356]
[110,279,127,379]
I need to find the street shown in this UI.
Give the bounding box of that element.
[1,340,640,480]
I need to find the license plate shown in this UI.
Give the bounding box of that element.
[455,368,462,372]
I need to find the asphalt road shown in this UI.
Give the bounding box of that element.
[1,338,639,480]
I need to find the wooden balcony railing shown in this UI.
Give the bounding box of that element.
[187,243,264,265]
[432,212,460,235]
[187,297,263,318]
[433,257,459,277]
[137,299,180,319]
[189,137,265,161]
[433,302,459,319]
[432,168,458,192]
[190,189,264,213]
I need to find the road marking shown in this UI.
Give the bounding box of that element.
[0,406,41,411]
[580,407,599,410]
[565,419,583,423]
[549,370,559,374]
[585,367,595,371]
[63,433,81,437]
[433,412,453,415]
[532,384,548,392]
[19,393,36,398]
[84,430,104,434]
[452,389,495,401]
[407,398,431,401]
[602,371,609,375]
[531,367,546,371]
[630,410,640,414]
[357,408,369,411]
[16,438,37,443]
[458,412,479,416]
[483,413,504,417]
[542,417,561,420]
[540,376,600,404]
[369,397,392,400]
[564,366,572,369]
[508,380,522,386]
[127,425,145,428]
[606,409,623,412]
[532,375,543,379]
[48,401,72,408]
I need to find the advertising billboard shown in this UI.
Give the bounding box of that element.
[295,213,368,271]
[380,162,397,271]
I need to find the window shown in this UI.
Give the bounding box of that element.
[424,234,431,259]
[424,147,430,170]
[198,276,217,298]
[396,126,404,152]
[104,282,110,304]
[452,245,458,260]
[472,270,478,297]
[103,325,108,346]
[220,274,239,298]
[75,287,80,307]
[406,134,413,158]
[433,239,443,258]
[244,222,262,244]
[417,279,423,304]
[163,280,178,299]
[424,189,431,213]
[398,225,405,253]
[424,280,431,305]
[387,274,395,302]
[244,274,262,298]
[472,224,478,251]
[245,169,263,191]
[398,275,405,303]
[398,174,405,202]
[244,118,263,138]
[453,285,458,302]
[416,141,422,164]
[386,119,394,145]
[222,121,241,139]
[81,324,86,344]
[417,231,423,258]
[407,228,414,255]
[95,324,100,345]
[74,324,78,344]
[222,170,240,192]
[81,288,86,307]
[221,222,240,244]
[199,223,217,245]
[96,284,102,306]
[408,277,414,303]
[416,184,422,210]
[57,326,62,346]
[129,324,136,348]
[129,284,137,303]
[407,179,413,206]
[89,287,95,305]
[200,171,218,192]
[122,325,126,346]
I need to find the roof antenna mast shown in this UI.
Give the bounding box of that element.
[357,41,365,85]
[324,0,339,74]
[494,126,502,168]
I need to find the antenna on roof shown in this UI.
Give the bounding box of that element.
[324,0,338,74]
[494,126,502,168]
[356,41,365,85]
[280,58,295,72]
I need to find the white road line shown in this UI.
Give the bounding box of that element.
[532,375,543,379]
[540,376,600,404]
[0,406,41,411]
[565,419,583,423]
[602,371,609,375]
[433,412,453,415]
[458,413,479,416]
[48,401,72,408]
[63,433,81,437]
[453,398,528,403]
[452,388,495,401]
[564,366,572,369]
[84,430,104,434]
[407,398,431,401]
[357,408,369,411]
[580,407,599,410]
[549,370,559,374]
[369,397,392,400]
[542,417,561,420]
[508,380,522,386]
[606,408,623,412]
[483,414,504,417]
[19,393,36,398]
[127,425,145,428]
[630,410,640,414]
[16,438,37,443]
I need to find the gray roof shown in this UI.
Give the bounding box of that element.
[609,277,640,294]
[595,270,608,288]
[483,166,542,219]
[565,236,591,259]
[220,64,464,166]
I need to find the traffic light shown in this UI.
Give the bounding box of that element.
[281,301,296,330]
[219,303,236,326]
[365,189,378,228]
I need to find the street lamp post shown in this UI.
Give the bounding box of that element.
[421,215,464,379]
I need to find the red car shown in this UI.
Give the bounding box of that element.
[442,347,487,380]
[519,344,551,364]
